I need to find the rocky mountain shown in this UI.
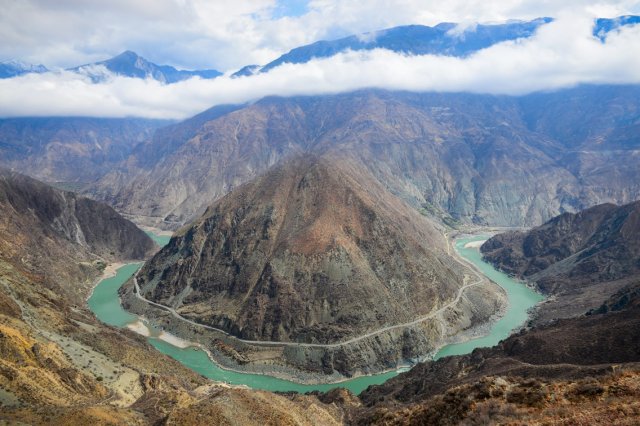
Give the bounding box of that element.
[481,200,640,323]
[130,155,504,377]
[90,85,640,230]
[70,50,222,83]
[0,170,343,424]
[231,64,261,78]
[0,60,48,78]
[0,116,168,185]
[0,169,155,293]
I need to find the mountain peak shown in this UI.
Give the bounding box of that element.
[259,17,553,73]
[70,50,222,83]
[111,50,141,61]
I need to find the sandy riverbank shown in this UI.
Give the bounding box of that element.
[126,319,193,348]
[464,240,487,248]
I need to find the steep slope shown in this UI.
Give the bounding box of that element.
[481,200,640,322]
[0,116,168,185]
[70,50,222,83]
[129,155,504,378]
[138,156,459,341]
[90,86,640,229]
[350,204,640,424]
[0,171,344,424]
[356,307,640,425]
[0,169,155,298]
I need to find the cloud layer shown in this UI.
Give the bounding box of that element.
[1,15,639,119]
[2,0,639,70]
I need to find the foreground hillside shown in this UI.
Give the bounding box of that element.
[129,155,503,379]
[0,171,344,424]
[90,85,640,230]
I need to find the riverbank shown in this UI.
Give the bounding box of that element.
[88,231,543,394]
[120,231,506,384]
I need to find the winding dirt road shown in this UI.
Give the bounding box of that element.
[132,236,490,349]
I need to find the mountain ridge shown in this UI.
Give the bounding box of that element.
[127,154,504,378]
[89,86,640,230]
[69,50,222,83]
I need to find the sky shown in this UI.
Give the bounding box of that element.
[2,0,639,70]
[1,0,640,119]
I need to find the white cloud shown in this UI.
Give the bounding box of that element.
[1,0,639,71]
[0,15,639,119]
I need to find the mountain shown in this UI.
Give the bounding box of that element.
[129,155,504,377]
[0,170,343,424]
[594,15,640,40]
[258,18,552,73]
[0,169,155,283]
[231,64,261,78]
[0,116,169,186]
[248,15,639,74]
[70,50,222,83]
[348,202,640,424]
[89,85,640,230]
[0,60,48,78]
[481,200,640,323]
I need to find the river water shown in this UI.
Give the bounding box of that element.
[87,233,542,395]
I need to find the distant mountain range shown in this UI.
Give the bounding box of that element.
[68,50,222,83]
[233,15,640,76]
[88,85,640,230]
[0,60,48,78]
[0,116,169,184]
[0,51,222,84]
[257,18,552,74]
[3,15,638,83]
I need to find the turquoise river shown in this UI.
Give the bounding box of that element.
[88,233,543,395]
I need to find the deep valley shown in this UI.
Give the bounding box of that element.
[1,9,640,425]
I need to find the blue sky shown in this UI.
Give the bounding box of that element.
[272,0,309,18]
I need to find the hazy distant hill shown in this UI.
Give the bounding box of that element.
[0,60,48,78]
[69,50,222,83]
[237,16,639,75]
[258,18,552,73]
[0,116,169,185]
